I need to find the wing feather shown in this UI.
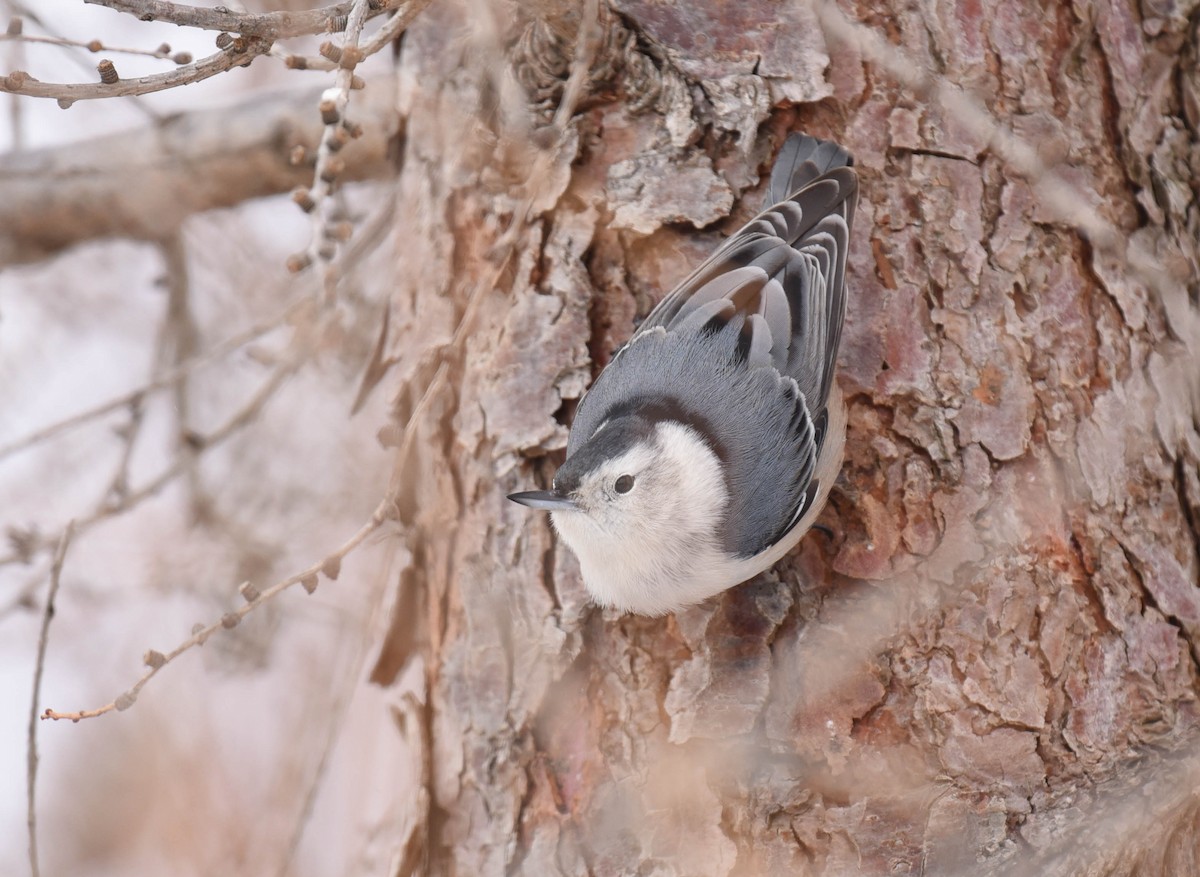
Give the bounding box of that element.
[574,133,858,557]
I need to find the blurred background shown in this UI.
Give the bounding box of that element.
[1,2,424,873]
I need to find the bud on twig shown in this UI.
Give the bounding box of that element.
[319,96,340,125]
[320,156,346,183]
[286,253,312,274]
[292,188,317,212]
[97,59,119,84]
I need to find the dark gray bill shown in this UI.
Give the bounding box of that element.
[507,490,578,511]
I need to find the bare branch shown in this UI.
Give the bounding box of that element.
[0,301,302,463]
[0,36,270,103]
[0,80,400,266]
[83,0,401,39]
[26,522,75,877]
[39,328,452,723]
[293,0,376,294]
[0,355,300,571]
[4,0,163,121]
[43,495,392,723]
[0,29,194,64]
[271,2,425,72]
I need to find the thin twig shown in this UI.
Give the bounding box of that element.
[0,37,271,104]
[0,31,193,64]
[3,1,27,150]
[0,300,302,463]
[155,234,205,511]
[0,356,300,571]
[83,0,399,40]
[40,349,449,723]
[42,496,390,722]
[4,0,162,120]
[299,0,374,298]
[271,2,423,72]
[26,522,75,877]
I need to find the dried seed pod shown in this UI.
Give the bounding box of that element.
[97,59,119,84]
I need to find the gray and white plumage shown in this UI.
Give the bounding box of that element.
[510,134,858,616]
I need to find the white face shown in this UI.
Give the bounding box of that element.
[551,422,730,614]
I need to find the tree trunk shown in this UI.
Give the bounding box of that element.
[369,0,1200,873]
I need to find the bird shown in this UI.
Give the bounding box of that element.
[508,133,858,616]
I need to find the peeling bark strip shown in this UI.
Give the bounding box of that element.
[371,0,1200,874]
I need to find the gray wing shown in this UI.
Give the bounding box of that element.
[569,327,821,557]
[573,134,858,557]
[629,133,857,408]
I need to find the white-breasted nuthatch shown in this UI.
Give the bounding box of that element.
[510,134,858,616]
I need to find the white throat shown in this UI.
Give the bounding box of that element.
[551,422,741,616]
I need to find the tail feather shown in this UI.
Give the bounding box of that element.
[766,133,854,208]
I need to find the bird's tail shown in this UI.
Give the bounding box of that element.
[766,133,855,208]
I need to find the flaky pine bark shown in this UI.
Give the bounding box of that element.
[369,0,1200,874]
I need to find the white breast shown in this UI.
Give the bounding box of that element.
[550,423,747,615]
[550,390,846,616]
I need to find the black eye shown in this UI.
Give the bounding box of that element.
[614,474,635,494]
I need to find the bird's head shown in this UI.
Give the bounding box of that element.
[508,415,728,584]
